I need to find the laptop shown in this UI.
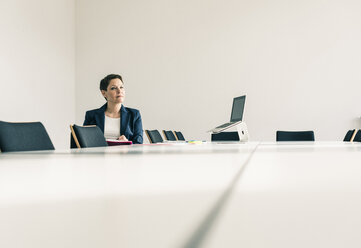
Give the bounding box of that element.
[208,95,246,134]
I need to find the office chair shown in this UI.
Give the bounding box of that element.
[343,129,357,142]
[70,124,108,148]
[174,131,185,141]
[276,130,315,142]
[145,130,163,143]
[353,130,361,142]
[211,131,239,142]
[162,130,177,141]
[0,121,55,152]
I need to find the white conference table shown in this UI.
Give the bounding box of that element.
[0,142,361,248]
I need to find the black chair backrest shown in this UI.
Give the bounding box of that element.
[174,131,185,141]
[145,130,163,143]
[211,131,240,142]
[70,133,77,148]
[353,130,361,142]
[276,130,315,142]
[70,125,108,148]
[163,130,177,141]
[0,121,55,152]
[344,129,356,142]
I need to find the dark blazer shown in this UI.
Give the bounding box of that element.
[83,103,143,144]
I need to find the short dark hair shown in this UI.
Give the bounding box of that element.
[100,74,123,91]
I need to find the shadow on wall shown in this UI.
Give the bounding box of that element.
[351,117,361,129]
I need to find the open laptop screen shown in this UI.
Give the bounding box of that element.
[230,95,246,122]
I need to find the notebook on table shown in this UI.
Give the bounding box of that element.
[106,139,133,146]
[208,95,246,134]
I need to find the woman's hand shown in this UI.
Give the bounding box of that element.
[117,135,128,141]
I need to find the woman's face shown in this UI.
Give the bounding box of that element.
[101,78,125,104]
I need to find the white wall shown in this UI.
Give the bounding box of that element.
[0,0,75,149]
[76,0,361,141]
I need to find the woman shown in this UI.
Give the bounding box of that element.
[83,74,143,144]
